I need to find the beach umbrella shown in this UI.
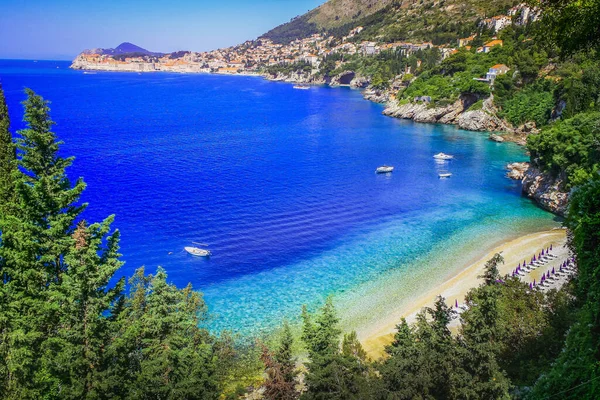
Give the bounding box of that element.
[455,299,458,308]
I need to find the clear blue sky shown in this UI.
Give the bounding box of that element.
[0,0,325,60]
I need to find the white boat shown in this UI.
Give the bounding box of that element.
[184,246,211,257]
[293,84,310,90]
[438,172,452,178]
[433,152,454,160]
[376,165,394,173]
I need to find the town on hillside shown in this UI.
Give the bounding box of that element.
[71,3,539,85]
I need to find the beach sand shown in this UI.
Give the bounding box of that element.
[360,228,568,359]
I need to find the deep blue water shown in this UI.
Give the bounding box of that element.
[0,59,557,334]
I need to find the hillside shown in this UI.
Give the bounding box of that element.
[83,42,163,57]
[262,0,521,44]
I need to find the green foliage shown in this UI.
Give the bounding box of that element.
[0,90,239,400]
[529,178,600,399]
[554,58,600,119]
[265,61,313,75]
[300,298,372,399]
[260,321,299,400]
[0,85,16,214]
[378,295,510,399]
[539,0,600,57]
[498,83,555,127]
[527,112,600,188]
[261,12,320,44]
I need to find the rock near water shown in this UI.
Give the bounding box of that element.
[521,166,569,216]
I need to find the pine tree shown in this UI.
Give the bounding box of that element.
[480,253,504,286]
[300,297,368,400]
[0,84,16,213]
[0,89,86,398]
[42,218,125,399]
[260,321,298,400]
[99,267,220,399]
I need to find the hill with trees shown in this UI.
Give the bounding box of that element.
[261,0,520,44]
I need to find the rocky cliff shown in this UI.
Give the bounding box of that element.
[522,166,569,216]
[381,94,512,132]
[507,163,569,216]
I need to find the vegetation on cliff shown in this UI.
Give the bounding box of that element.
[262,0,518,45]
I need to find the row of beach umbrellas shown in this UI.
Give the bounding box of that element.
[454,245,576,309]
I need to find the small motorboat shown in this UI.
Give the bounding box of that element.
[438,172,452,178]
[376,165,394,174]
[293,84,310,90]
[433,152,454,160]
[185,246,211,257]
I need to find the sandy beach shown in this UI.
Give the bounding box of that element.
[360,228,568,358]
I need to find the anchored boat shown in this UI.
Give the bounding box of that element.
[293,84,310,90]
[185,243,211,257]
[376,165,394,174]
[438,172,452,178]
[433,152,454,160]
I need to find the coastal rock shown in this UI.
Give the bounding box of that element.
[350,75,370,88]
[506,162,529,180]
[329,71,357,86]
[490,133,505,142]
[382,101,459,124]
[457,97,508,132]
[266,71,326,85]
[513,121,540,135]
[381,94,516,134]
[521,166,569,216]
[363,88,391,103]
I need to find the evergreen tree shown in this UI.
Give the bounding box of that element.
[0,84,16,213]
[260,321,298,400]
[42,219,125,399]
[0,89,86,398]
[530,178,600,398]
[99,267,220,399]
[300,297,367,400]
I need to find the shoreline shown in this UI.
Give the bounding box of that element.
[358,228,567,358]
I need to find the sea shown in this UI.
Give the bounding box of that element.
[0,59,559,336]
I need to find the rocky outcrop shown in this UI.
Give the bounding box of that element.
[506,162,529,180]
[381,94,526,136]
[490,133,505,142]
[521,166,569,216]
[363,88,389,103]
[265,71,327,85]
[458,97,511,132]
[383,100,459,123]
[350,75,370,88]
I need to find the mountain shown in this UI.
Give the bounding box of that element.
[83,42,164,56]
[261,0,518,44]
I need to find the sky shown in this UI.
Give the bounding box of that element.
[0,0,325,60]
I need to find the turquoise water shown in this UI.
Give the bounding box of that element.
[0,60,558,335]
